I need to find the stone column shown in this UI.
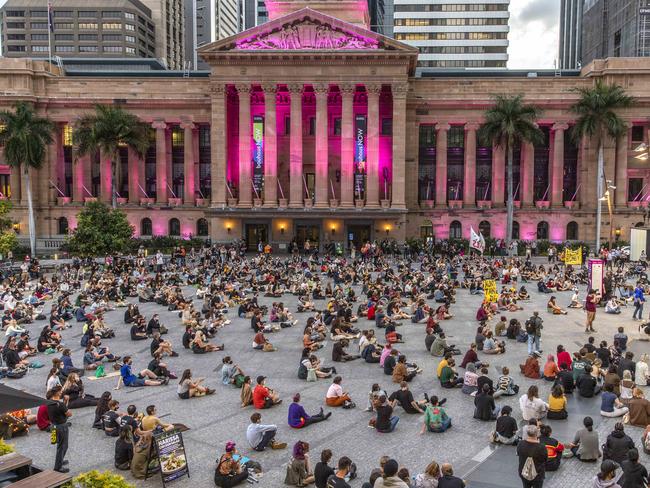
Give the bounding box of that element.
[521,142,534,207]
[9,166,20,203]
[236,84,252,207]
[435,123,450,207]
[340,84,355,208]
[152,120,168,204]
[615,130,629,207]
[262,84,277,207]
[288,83,304,208]
[391,83,408,209]
[181,120,196,205]
[314,83,329,208]
[47,123,60,204]
[463,123,478,207]
[366,83,381,208]
[211,84,227,208]
[127,147,142,204]
[492,143,505,206]
[99,149,112,203]
[551,123,568,207]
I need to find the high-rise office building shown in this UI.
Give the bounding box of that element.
[582,0,650,65]
[559,0,583,69]
[185,0,243,69]
[243,0,267,29]
[392,0,510,71]
[0,0,157,60]
[142,0,185,69]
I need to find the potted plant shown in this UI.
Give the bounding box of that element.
[536,200,550,209]
[195,198,207,206]
[57,196,72,205]
[380,199,390,209]
[477,200,491,209]
[140,197,154,206]
[448,200,463,209]
[83,197,97,204]
[355,199,364,208]
[168,197,181,207]
[628,201,642,208]
[304,198,313,208]
[0,439,15,456]
[227,197,238,207]
[564,200,578,209]
[253,198,263,208]
[72,470,135,488]
[329,198,339,208]
[421,199,434,209]
[278,198,288,208]
[116,197,127,205]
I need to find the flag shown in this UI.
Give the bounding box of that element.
[48,2,54,32]
[470,227,485,254]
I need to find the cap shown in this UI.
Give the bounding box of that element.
[532,351,541,358]
[256,375,266,384]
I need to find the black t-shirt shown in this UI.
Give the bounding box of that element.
[103,410,121,432]
[476,376,494,395]
[332,342,345,362]
[596,347,611,367]
[516,440,548,480]
[115,438,133,466]
[375,404,393,431]
[425,334,436,352]
[314,462,335,488]
[557,370,574,393]
[47,400,68,425]
[496,415,518,438]
[576,374,597,397]
[388,389,418,414]
[583,343,596,353]
[4,349,20,369]
[384,355,396,375]
[150,338,161,356]
[326,476,351,488]
[120,414,140,432]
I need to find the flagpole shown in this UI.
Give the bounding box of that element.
[47,1,53,67]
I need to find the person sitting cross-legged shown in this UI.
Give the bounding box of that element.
[420,396,451,434]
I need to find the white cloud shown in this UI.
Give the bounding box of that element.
[508,0,561,69]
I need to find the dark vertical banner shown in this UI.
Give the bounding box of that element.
[354,115,366,199]
[252,115,264,196]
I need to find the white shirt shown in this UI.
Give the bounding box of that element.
[326,383,343,399]
[519,394,548,421]
[635,361,650,384]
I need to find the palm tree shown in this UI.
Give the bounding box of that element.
[0,102,54,257]
[480,94,543,247]
[570,79,633,251]
[74,104,150,209]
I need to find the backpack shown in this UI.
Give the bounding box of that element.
[525,320,536,335]
[521,456,537,481]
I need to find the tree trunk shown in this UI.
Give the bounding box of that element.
[595,141,604,252]
[111,157,117,209]
[24,167,36,257]
[506,140,514,248]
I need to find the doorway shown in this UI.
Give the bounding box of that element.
[348,224,371,249]
[295,224,320,250]
[245,223,268,252]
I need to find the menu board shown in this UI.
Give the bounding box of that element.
[154,431,190,486]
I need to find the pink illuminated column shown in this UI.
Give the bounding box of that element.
[262,84,277,207]
[314,83,329,207]
[181,120,196,205]
[236,84,252,207]
[99,149,112,204]
[152,120,168,204]
[127,147,143,204]
[615,130,629,207]
[391,83,408,209]
[366,83,381,208]
[9,166,20,203]
[288,83,304,208]
[73,150,90,203]
[46,124,61,204]
[521,142,534,207]
[464,123,478,207]
[491,143,505,207]
[435,123,450,207]
[340,84,355,208]
[211,84,227,208]
[551,123,568,207]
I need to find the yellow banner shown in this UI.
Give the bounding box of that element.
[564,247,582,265]
[483,279,499,303]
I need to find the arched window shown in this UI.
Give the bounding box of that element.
[566,221,579,240]
[636,222,645,228]
[537,221,549,240]
[512,221,520,240]
[57,217,69,235]
[141,218,152,236]
[479,220,491,238]
[197,218,208,236]
[169,218,180,236]
[449,220,462,239]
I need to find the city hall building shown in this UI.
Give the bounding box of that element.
[2,0,650,252]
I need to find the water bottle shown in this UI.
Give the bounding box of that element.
[50,425,57,444]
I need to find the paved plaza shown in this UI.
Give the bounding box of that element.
[6,258,650,487]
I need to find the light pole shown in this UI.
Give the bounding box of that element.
[599,180,617,249]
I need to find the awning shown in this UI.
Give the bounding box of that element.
[0,384,52,415]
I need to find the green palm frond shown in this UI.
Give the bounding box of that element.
[478,94,544,150]
[0,102,54,172]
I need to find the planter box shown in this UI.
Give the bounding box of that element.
[168,197,181,207]
[329,198,339,208]
[57,196,71,206]
[628,201,642,208]
[448,200,463,209]
[564,201,578,209]
[380,199,390,209]
[253,198,263,208]
[355,199,365,209]
[304,198,314,208]
[477,200,492,209]
[140,197,154,206]
[117,197,127,205]
[421,199,434,209]
[278,198,288,209]
[227,197,238,207]
[195,198,208,207]
[84,197,97,204]
[536,201,550,209]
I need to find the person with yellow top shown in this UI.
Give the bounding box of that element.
[547,385,568,419]
[436,352,451,378]
[140,405,173,432]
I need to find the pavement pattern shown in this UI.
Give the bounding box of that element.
[4,258,650,487]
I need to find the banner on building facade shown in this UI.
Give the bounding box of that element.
[564,247,582,265]
[354,115,366,199]
[252,116,264,196]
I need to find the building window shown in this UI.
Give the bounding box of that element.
[284,116,290,135]
[420,225,433,241]
[381,118,393,136]
[102,11,122,18]
[197,218,209,236]
[78,11,98,17]
[169,218,180,236]
[30,22,48,29]
[614,30,622,57]
[537,221,549,240]
[7,45,27,52]
[31,34,48,40]
[512,221,520,240]
[57,217,69,235]
[171,127,184,147]
[55,34,74,40]
[333,118,341,136]
[103,46,123,53]
[7,22,25,28]
[78,34,98,40]
[63,125,73,146]
[309,117,316,136]
[126,47,135,54]
[5,10,25,16]
[125,35,135,43]
[479,220,491,238]
[55,45,75,52]
[449,220,462,239]
[628,178,643,202]
[632,125,645,143]
[141,218,152,236]
[53,11,73,17]
[55,23,74,29]
[566,221,578,240]
[78,23,98,29]
[102,23,122,30]
[125,12,135,20]
[31,46,49,52]
[79,46,98,52]
[30,10,47,17]
[7,34,25,40]
[125,24,135,31]
[102,34,122,41]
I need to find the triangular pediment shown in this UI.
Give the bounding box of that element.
[198,7,419,55]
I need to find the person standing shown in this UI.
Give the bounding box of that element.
[633,283,646,322]
[47,386,72,473]
[517,424,548,488]
[585,289,599,333]
[525,312,543,356]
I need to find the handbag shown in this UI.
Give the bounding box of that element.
[306,368,317,382]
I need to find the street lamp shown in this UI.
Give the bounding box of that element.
[599,180,617,249]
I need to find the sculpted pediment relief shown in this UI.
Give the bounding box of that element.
[235,19,379,50]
